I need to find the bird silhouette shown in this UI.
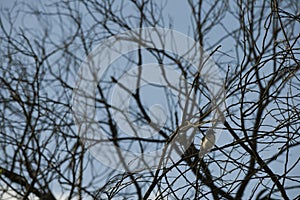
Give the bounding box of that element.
[199,128,215,158]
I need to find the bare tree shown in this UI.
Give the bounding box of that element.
[0,0,299,199]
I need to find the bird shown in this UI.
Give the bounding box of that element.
[199,128,216,158]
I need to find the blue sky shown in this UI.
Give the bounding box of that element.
[0,0,299,199]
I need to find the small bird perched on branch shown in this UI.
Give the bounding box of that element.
[199,128,216,158]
